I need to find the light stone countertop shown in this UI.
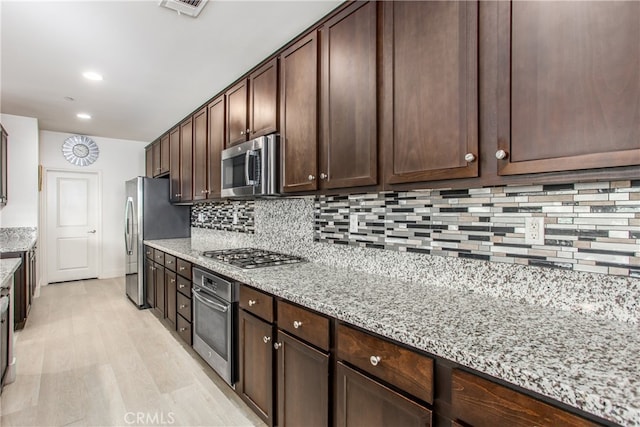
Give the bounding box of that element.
[145,237,639,427]
[0,258,22,289]
[0,227,37,253]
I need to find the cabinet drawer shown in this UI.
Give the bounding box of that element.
[176,259,192,280]
[177,291,191,322]
[176,275,191,298]
[153,249,165,264]
[277,300,329,351]
[164,254,176,271]
[177,314,192,346]
[337,323,434,404]
[239,285,273,323]
[145,246,154,260]
[451,369,598,427]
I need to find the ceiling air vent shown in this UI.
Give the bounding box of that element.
[158,0,208,17]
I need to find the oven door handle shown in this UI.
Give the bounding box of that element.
[193,288,229,313]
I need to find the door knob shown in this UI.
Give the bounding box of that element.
[87,230,96,234]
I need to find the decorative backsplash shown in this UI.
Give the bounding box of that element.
[191,200,255,233]
[315,180,640,278]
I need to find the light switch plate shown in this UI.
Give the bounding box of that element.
[349,213,358,233]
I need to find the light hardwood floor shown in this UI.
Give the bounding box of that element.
[0,277,266,427]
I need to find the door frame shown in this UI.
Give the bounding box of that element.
[39,167,103,285]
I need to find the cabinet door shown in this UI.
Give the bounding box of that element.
[250,58,278,139]
[496,1,640,175]
[192,107,208,201]
[169,126,181,202]
[160,133,170,174]
[276,331,328,427]
[152,140,161,177]
[165,270,177,329]
[145,259,155,308]
[179,118,193,202]
[154,265,166,318]
[207,96,224,199]
[226,80,249,146]
[382,1,479,184]
[145,146,153,178]
[280,32,319,193]
[238,310,274,425]
[0,127,6,204]
[336,362,432,427]
[320,1,377,189]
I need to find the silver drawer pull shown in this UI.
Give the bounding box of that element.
[370,356,381,366]
[170,279,175,283]
[179,266,185,271]
[179,284,185,289]
[263,336,271,344]
[293,320,303,329]
[248,299,257,306]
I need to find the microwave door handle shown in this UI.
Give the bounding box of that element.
[245,150,258,186]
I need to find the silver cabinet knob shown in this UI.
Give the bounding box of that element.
[175,193,182,197]
[179,284,185,289]
[166,260,173,264]
[248,299,257,307]
[495,149,508,160]
[464,153,476,162]
[170,279,175,283]
[370,356,381,366]
[156,167,162,171]
[320,173,327,180]
[179,304,186,309]
[293,321,303,329]
[308,175,315,181]
[200,190,207,194]
[240,131,245,136]
[179,327,187,332]
[246,129,251,134]
[273,342,282,350]
[263,336,271,344]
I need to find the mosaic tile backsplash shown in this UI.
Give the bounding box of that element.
[191,199,255,233]
[315,180,640,278]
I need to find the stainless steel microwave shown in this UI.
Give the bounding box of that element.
[221,134,279,198]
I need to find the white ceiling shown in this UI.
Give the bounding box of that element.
[0,0,342,142]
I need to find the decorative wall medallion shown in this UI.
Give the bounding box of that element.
[62,135,99,166]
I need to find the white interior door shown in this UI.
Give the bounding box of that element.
[46,170,99,283]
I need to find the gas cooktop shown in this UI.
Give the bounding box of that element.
[201,248,306,269]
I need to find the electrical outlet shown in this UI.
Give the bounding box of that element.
[197,212,205,222]
[525,217,545,245]
[349,213,359,233]
[232,206,239,225]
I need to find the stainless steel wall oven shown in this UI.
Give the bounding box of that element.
[192,267,238,386]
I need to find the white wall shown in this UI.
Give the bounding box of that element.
[0,114,39,227]
[39,130,146,280]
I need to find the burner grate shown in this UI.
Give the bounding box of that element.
[201,248,305,269]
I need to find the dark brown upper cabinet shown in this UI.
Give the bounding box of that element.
[320,1,377,190]
[169,126,181,202]
[179,118,193,202]
[159,133,170,175]
[145,145,153,178]
[207,96,225,199]
[496,1,640,175]
[192,107,208,201]
[382,1,479,185]
[280,32,319,193]
[152,139,161,176]
[226,58,279,147]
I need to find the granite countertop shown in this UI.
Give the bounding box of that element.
[0,227,38,253]
[1,258,22,289]
[145,237,640,426]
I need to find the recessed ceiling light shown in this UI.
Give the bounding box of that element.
[77,113,92,119]
[82,71,103,81]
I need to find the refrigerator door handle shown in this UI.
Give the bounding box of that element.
[124,197,134,255]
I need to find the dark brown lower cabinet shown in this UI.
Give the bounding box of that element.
[0,250,35,330]
[165,270,176,328]
[276,330,329,427]
[176,314,192,346]
[336,362,432,427]
[238,309,274,426]
[154,265,165,318]
[145,258,155,308]
[451,369,598,427]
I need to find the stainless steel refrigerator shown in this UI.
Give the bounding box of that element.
[124,177,190,308]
